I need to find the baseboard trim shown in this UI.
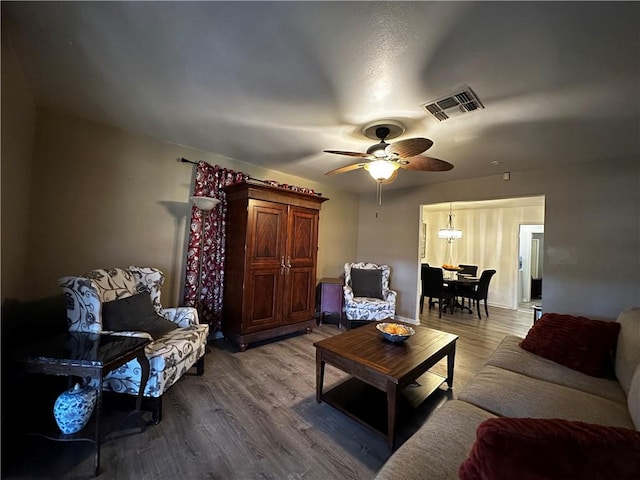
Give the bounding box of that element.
[395,315,419,325]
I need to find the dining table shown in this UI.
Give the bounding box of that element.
[443,274,480,313]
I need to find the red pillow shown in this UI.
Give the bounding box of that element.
[519,313,620,377]
[459,418,640,480]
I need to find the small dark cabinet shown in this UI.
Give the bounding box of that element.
[316,278,344,329]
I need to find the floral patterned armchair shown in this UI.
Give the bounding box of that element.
[343,262,397,323]
[58,266,209,423]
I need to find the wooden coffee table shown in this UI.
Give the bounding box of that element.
[314,321,458,449]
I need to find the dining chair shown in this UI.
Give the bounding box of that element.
[458,264,478,276]
[456,264,479,307]
[421,267,455,318]
[458,269,497,319]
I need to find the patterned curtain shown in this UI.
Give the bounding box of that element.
[183,162,248,331]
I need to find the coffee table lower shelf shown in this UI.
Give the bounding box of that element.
[320,371,447,438]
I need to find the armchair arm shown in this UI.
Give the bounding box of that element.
[102,330,154,342]
[384,289,398,306]
[160,306,199,327]
[343,285,354,303]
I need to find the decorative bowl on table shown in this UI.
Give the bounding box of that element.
[442,264,463,272]
[376,322,415,343]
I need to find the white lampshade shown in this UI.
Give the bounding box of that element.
[191,196,220,211]
[438,227,463,240]
[364,160,400,182]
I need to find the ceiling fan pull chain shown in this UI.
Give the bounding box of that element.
[377,182,383,206]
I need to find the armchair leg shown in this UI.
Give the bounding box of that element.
[476,300,482,319]
[420,296,424,314]
[196,356,205,376]
[149,396,163,424]
[484,299,489,317]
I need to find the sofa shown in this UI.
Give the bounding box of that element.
[374,307,640,479]
[58,266,209,422]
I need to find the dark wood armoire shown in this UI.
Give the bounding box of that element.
[222,180,328,351]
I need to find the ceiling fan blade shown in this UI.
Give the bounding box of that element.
[323,150,371,158]
[386,138,433,158]
[400,155,454,172]
[324,162,367,175]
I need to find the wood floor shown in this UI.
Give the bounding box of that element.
[2,305,533,480]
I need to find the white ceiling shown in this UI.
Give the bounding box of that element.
[4,1,639,193]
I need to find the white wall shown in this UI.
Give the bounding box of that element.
[357,159,639,321]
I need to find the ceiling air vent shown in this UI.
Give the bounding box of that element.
[421,86,484,122]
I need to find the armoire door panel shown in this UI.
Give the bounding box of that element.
[282,267,315,325]
[244,269,281,332]
[287,208,318,264]
[248,201,287,266]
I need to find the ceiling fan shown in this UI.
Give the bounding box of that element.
[323,124,454,185]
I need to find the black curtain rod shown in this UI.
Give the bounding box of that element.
[180,157,198,165]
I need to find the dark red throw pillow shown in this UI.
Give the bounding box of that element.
[459,417,640,480]
[519,313,620,377]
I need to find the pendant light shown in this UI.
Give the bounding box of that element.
[438,203,462,244]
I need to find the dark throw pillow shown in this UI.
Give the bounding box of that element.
[459,417,640,480]
[350,268,383,299]
[519,313,620,377]
[102,292,178,340]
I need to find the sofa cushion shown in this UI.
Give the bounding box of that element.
[373,400,496,480]
[102,292,178,340]
[615,307,640,396]
[520,313,620,377]
[458,365,635,428]
[486,335,627,404]
[459,417,640,480]
[350,268,383,299]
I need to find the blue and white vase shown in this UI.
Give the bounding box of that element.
[53,383,98,434]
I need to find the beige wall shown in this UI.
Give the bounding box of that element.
[357,160,639,321]
[17,109,357,304]
[1,25,36,300]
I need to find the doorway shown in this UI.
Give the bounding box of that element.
[419,196,545,314]
[518,224,544,311]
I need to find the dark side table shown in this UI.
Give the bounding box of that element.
[12,332,150,476]
[533,305,543,324]
[316,278,345,329]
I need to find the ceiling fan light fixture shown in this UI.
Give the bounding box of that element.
[364,160,400,182]
[366,141,388,157]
